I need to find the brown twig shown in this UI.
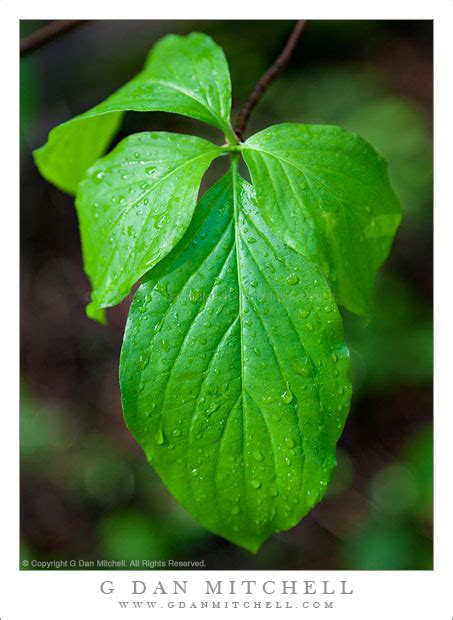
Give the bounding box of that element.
[234,20,307,140]
[20,20,87,57]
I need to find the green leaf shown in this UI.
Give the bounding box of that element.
[76,132,221,316]
[120,164,351,552]
[242,124,402,316]
[33,33,234,194]
[141,32,232,130]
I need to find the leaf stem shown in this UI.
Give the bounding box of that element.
[234,20,307,141]
[224,121,241,146]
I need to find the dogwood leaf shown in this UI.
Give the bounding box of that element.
[242,123,402,316]
[32,29,403,553]
[33,33,233,194]
[120,166,352,552]
[75,132,221,319]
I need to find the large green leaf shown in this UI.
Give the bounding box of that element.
[33,33,234,194]
[75,132,221,320]
[242,124,402,316]
[120,164,352,552]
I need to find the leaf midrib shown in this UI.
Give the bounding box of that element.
[231,157,251,521]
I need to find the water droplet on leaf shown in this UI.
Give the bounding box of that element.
[286,273,299,286]
[281,382,293,404]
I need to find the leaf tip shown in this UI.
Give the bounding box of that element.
[86,301,107,325]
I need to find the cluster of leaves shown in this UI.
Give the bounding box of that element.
[34,32,401,552]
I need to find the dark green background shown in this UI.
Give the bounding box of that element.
[20,19,433,570]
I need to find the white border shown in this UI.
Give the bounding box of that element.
[2,1,451,618]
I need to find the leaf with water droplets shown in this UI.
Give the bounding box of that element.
[242,123,402,316]
[33,33,234,194]
[75,132,221,319]
[120,167,351,552]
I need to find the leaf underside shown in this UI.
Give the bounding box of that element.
[120,169,352,552]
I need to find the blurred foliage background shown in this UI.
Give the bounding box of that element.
[20,20,432,570]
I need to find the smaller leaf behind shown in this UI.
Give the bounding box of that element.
[242,123,402,317]
[120,168,352,552]
[75,132,221,319]
[33,33,234,194]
